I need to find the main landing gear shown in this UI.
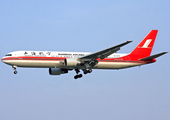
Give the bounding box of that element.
[74,69,83,79]
[83,69,92,74]
[74,69,92,79]
[12,65,17,74]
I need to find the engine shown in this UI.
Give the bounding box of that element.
[49,68,68,75]
[64,58,81,67]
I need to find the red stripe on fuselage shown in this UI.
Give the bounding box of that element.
[2,56,65,61]
[1,56,151,64]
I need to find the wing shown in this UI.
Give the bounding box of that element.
[79,41,132,61]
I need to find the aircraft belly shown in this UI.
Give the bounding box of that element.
[95,62,143,69]
[4,60,144,69]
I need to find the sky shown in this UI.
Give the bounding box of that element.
[0,0,170,120]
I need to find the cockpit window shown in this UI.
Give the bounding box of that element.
[5,54,12,56]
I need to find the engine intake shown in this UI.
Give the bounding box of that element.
[49,68,68,75]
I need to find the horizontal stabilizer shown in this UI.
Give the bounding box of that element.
[139,52,168,61]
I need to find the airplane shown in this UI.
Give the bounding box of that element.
[1,30,168,79]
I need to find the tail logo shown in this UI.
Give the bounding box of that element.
[142,39,152,48]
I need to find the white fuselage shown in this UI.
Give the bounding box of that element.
[1,30,165,79]
[2,51,145,69]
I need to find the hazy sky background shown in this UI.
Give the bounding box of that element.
[0,0,170,120]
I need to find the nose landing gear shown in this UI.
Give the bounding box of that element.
[12,66,17,74]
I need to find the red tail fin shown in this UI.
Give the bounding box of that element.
[129,30,158,60]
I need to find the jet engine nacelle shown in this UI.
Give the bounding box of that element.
[64,58,81,67]
[49,68,68,75]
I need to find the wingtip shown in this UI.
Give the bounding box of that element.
[127,40,133,43]
[164,51,168,54]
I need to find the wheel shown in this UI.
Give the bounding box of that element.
[14,71,17,74]
[74,75,78,79]
[88,69,92,73]
[78,74,83,78]
[84,69,92,74]
[84,70,88,74]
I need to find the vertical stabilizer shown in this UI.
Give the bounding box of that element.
[129,30,158,60]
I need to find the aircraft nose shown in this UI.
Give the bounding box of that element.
[1,57,7,63]
[1,57,12,65]
[1,57,5,63]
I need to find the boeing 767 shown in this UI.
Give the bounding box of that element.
[1,30,167,79]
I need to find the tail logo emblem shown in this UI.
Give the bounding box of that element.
[142,39,152,48]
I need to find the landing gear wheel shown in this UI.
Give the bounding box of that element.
[74,75,78,79]
[83,69,92,74]
[88,69,92,73]
[78,74,83,78]
[84,70,88,74]
[74,74,83,79]
[14,71,17,74]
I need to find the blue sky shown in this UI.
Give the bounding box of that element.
[0,0,170,120]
